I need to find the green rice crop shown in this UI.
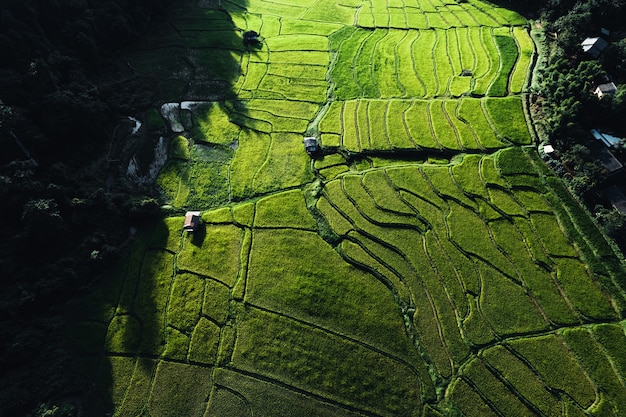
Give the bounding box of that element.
[106,314,141,354]
[211,367,383,417]
[433,30,454,96]
[593,324,626,380]
[342,174,423,228]
[255,189,317,230]
[405,100,439,149]
[463,358,537,417]
[489,219,580,324]
[529,213,578,257]
[458,98,504,149]
[342,100,360,151]
[411,29,438,97]
[314,153,347,170]
[362,170,415,215]
[374,30,406,98]
[169,135,191,160]
[319,164,350,180]
[279,19,344,36]
[423,166,476,208]
[177,224,244,286]
[430,100,461,150]
[252,132,315,194]
[482,345,563,417]
[233,308,422,416]
[461,3,500,27]
[451,154,488,197]
[424,233,469,319]
[514,190,551,212]
[356,100,370,148]
[487,28,519,97]
[462,295,497,346]
[157,160,191,208]
[484,97,531,144]
[134,250,174,355]
[426,13,448,29]
[509,27,534,93]
[163,326,189,360]
[243,231,421,358]
[478,264,548,335]
[166,273,204,334]
[355,30,386,98]
[301,0,360,24]
[447,101,480,148]
[397,31,425,97]
[368,100,393,150]
[147,362,212,417]
[316,195,354,236]
[265,34,329,52]
[387,165,445,208]
[115,359,156,416]
[330,27,367,99]
[387,100,415,148]
[509,334,596,409]
[488,188,525,216]
[202,279,231,325]
[554,258,617,320]
[468,27,490,81]
[229,130,269,199]
[562,327,626,410]
[449,378,500,417]
[188,317,220,364]
[319,101,343,135]
[472,28,499,95]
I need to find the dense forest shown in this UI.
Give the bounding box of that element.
[0,1,172,415]
[0,0,625,415]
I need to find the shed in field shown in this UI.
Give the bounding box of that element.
[184,211,202,232]
[303,136,320,156]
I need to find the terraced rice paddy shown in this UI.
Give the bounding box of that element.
[70,0,626,416]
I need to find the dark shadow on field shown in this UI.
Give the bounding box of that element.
[71,0,254,415]
[192,223,207,247]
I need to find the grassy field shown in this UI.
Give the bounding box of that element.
[69,0,626,416]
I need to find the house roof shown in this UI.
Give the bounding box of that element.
[581,37,608,58]
[606,186,626,214]
[591,129,622,148]
[184,211,202,230]
[593,144,623,174]
[595,82,617,94]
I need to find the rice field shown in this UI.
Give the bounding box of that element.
[69,0,626,416]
